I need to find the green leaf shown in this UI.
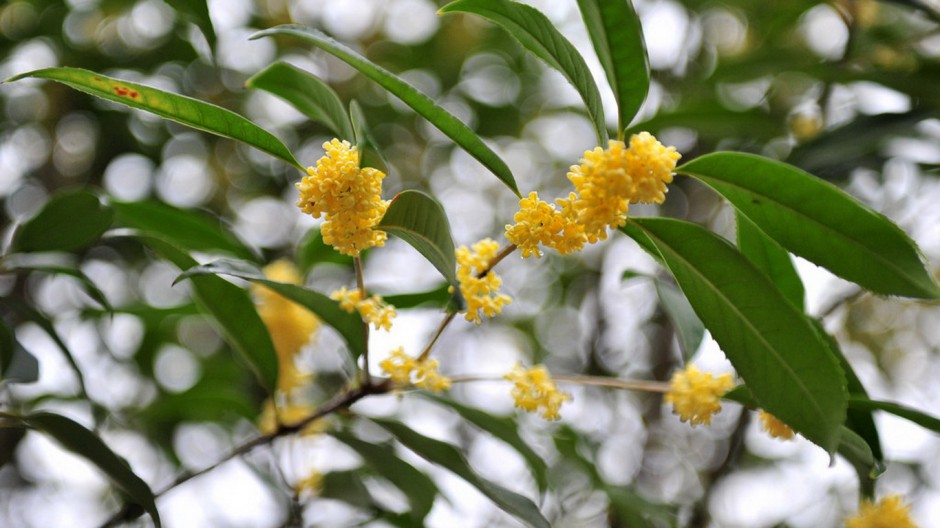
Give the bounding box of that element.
[251,25,519,196]
[11,190,113,253]
[6,68,301,169]
[654,280,705,360]
[679,152,940,299]
[296,228,354,273]
[372,418,550,528]
[164,0,216,51]
[422,393,548,492]
[837,426,879,493]
[331,430,438,521]
[246,62,355,141]
[382,284,451,309]
[439,0,608,145]
[0,320,39,384]
[849,397,940,434]
[111,200,258,262]
[622,218,847,454]
[320,469,377,510]
[349,99,389,174]
[3,256,111,311]
[576,0,649,133]
[379,190,458,286]
[177,258,365,359]
[735,211,805,310]
[7,412,161,527]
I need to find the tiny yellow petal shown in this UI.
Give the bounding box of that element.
[664,365,734,426]
[845,495,918,528]
[504,363,571,421]
[759,411,796,440]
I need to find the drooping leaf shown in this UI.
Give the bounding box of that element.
[0,320,39,384]
[439,0,608,144]
[5,412,161,527]
[2,256,111,311]
[251,25,519,196]
[163,0,216,51]
[246,61,354,141]
[11,190,113,253]
[679,152,940,299]
[349,99,389,174]
[177,258,365,359]
[6,68,301,169]
[372,418,550,528]
[576,0,649,133]
[379,190,458,285]
[623,218,847,454]
[736,211,805,310]
[849,397,940,434]
[654,280,705,360]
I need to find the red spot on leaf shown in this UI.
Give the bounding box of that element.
[129,91,138,98]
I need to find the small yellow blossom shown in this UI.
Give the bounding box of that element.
[294,470,323,499]
[759,410,795,440]
[454,238,512,324]
[664,364,734,426]
[296,139,389,256]
[258,399,323,436]
[504,363,571,421]
[379,347,450,392]
[330,286,396,331]
[624,131,681,205]
[505,192,586,258]
[846,495,918,528]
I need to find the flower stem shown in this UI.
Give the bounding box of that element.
[354,256,371,385]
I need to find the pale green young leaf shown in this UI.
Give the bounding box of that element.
[379,190,458,285]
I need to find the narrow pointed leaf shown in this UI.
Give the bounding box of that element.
[680,152,940,299]
[11,190,113,253]
[736,211,805,310]
[382,284,450,309]
[164,0,216,50]
[439,0,608,144]
[178,258,364,358]
[251,25,519,196]
[246,62,355,141]
[6,68,301,169]
[379,190,458,285]
[622,218,847,454]
[576,0,649,132]
[3,256,111,310]
[654,280,705,360]
[349,99,389,173]
[849,397,940,434]
[372,418,550,528]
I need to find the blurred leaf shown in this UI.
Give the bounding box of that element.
[576,0,649,132]
[623,218,847,454]
[320,469,376,509]
[7,412,161,527]
[628,105,785,144]
[379,190,458,285]
[246,62,355,141]
[440,0,608,144]
[331,430,438,521]
[111,200,258,262]
[251,25,520,196]
[838,426,878,490]
[382,284,450,309]
[350,99,389,173]
[178,258,365,359]
[163,0,216,51]
[137,381,258,426]
[372,418,550,528]
[10,190,113,253]
[654,280,705,360]
[6,68,302,169]
[297,228,354,273]
[849,397,940,434]
[423,394,548,492]
[736,211,805,310]
[880,0,940,23]
[680,152,940,299]
[2,257,111,310]
[0,319,39,384]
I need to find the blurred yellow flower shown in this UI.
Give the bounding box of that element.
[664,364,734,426]
[296,139,389,256]
[504,363,571,421]
[294,470,323,499]
[759,410,795,440]
[505,191,586,258]
[379,347,450,392]
[454,238,512,324]
[330,286,396,331]
[846,495,918,528]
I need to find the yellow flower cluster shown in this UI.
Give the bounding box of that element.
[506,132,680,254]
[379,347,451,392]
[504,363,571,421]
[759,410,795,440]
[454,238,512,324]
[664,364,734,426]
[296,139,389,256]
[258,399,323,436]
[331,286,396,331]
[846,495,918,528]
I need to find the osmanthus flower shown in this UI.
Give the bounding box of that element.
[845,495,919,528]
[454,238,512,324]
[505,192,586,258]
[294,470,323,500]
[296,139,389,256]
[504,363,571,421]
[258,399,323,436]
[379,347,451,392]
[759,410,796,440]
[330,286,396,331]
[664,364,735,426]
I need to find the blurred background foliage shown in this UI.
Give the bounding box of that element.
[1,0,939,526]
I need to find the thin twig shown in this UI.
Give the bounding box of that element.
[353,256,371,385]
[417,312,456,362]
[448,373,671,394]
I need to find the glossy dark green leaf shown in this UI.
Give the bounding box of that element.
[331,430,438,521]
[177,258,364,358]
[111,200,258,262]
[623,218,847,454]
[379,190,458,285]
[6,68,301,169]
[251,25,519,196]
[849,397,940,434]
[163,0,216,50]
[736,211,805,310]
[349,99,389,173]
[9,412,161,527]
[439,0,608,144]
[576,0,649,133]
[382,284,450,309]
[680,152,940,299]
[372,418,550,528]
[246,62,354,141]
[11,190,113,253]
[0,320,39,384]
